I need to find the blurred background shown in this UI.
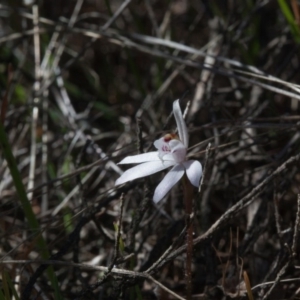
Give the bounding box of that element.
[1,0,300,299]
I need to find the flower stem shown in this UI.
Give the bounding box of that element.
[183,175,194,300]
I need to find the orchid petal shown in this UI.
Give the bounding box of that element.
[169,140,187,163]
[173,99,188,147]
[115,160,175,186]
[183,160,202,187]
[153,164,185,203]
[118,152,160,164]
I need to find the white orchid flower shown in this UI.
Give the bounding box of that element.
[115,100,202,203]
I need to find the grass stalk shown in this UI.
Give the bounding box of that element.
[0,120,62,299]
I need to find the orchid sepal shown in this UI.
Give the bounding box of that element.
[115,160,175,186]
[118,152,161,164]
[173,99,188,147]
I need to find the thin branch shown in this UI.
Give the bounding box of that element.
[292,194,300,256]
[1,260,185,300]
[157,152,300,267]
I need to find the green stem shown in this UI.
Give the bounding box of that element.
[183,175,194,300]
[0,121,62,299]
